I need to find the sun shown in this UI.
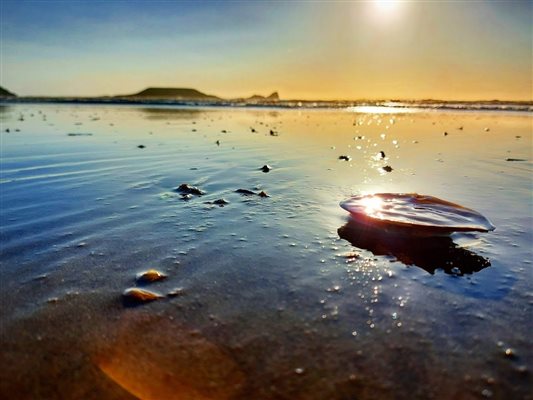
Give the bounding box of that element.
[374,0,402,13]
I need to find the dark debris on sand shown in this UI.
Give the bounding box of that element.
[175,183,205,196]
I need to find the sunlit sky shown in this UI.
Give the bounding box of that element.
[1,0,531,100]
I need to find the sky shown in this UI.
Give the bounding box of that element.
[0,0,531,100]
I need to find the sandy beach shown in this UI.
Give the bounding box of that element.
[0,103,531,399]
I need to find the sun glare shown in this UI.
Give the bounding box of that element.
[360,196,384,216]
[374,0,401,13]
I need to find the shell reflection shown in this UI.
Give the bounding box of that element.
[338,218,491,275]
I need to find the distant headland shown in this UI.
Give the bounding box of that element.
[0,86,17,97]
[0,85,530,112]
[0,85,280,103]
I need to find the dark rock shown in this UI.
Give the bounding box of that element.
[137,145,146,148]
[260,165,272,173]
[205,198,229,207]
[383,165,393,172]
[339,155,351,161]
[379,151,386,158]
[258,191,269,198]
[176,184,205,196]
[506,158,526,162]
[236,189,257,196]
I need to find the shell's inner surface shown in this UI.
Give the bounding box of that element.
[340,193,495,233]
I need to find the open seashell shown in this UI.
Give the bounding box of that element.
[340,193,495,235]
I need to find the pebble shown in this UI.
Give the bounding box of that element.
[382,165,393,172]
[137,145,146,149]
[123,288,162,303]
[339,155,351,161]
[167,288,185,297]
[260,165,272,173]
[504,348,516,359]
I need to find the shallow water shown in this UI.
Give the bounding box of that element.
[1,104,532,399]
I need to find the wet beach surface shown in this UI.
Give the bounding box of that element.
[0,104,532,399]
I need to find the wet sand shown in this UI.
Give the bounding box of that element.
[0,104,532,399]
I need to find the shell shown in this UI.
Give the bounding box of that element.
[340,193,495,234]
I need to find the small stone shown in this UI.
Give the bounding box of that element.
[260,165,272,173]
[167,288,185,297]
[444,132,448,136]
[216,140,220,146]
[137,145,145,149]
[212,198,229,206]
[136,269,167,283]
[123,288,162,303]
[340,251,360,259]
[379,151,386,158]
[506,158,526,162]
[236,188,256,196]
[504,348,516,359]
[339,155,351,161]
[176,183,205,196]
[258,191,269,198]
[382,165,393,172]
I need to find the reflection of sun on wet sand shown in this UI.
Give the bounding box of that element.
[97,313,245,400]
